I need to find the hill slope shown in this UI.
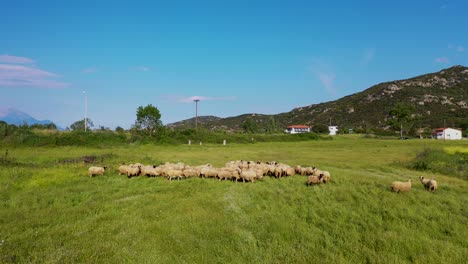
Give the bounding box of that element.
[0,108,54,126]
[168,66,468,132]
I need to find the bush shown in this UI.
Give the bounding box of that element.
[407,148,467,180]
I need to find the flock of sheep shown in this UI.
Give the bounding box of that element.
[88,161,331,185]
[88,162,438,192]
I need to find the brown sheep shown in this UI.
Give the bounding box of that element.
[307,175,324,186]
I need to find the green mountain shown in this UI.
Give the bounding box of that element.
[167,65,468,133]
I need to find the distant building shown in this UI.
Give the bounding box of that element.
[432,128,462,140]
[285,125,311,134]
[328,126,338,136]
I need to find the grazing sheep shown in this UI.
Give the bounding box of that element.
[285,167,295,177]
[182,168,198,178]
[240,170,256,183]
[118,163,128,175]
[321,171,331,183]
[88,166,107,177]
[312,167,322,177]
[126,165,141,178]
[295,165,302,174]
[166,169,183,181]
[391,179,412,193]
[419,176,438,192]
[217,169,234,181]
[144,166,159,177]
[307,175,323,186]
[200,167,218,179]
[428,179,438,192]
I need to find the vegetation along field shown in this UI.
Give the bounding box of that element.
[1,136,467,263]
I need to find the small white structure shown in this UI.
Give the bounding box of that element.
[328,126,339,136]
[285,125,311,134]
[432,128,462,140]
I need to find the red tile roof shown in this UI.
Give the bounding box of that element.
[287,125,310,129]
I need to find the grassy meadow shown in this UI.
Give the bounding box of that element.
[0,136,467,263]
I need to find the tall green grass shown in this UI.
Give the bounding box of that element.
[0,137,467,263]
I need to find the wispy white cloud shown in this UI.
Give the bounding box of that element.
[361,48,376,65]
[0,55,35,64]
[310,59,338,95]
[0,62,69,88]
[129,66,151,72]
[316,72,337,95]
[81,67,98,74]
[434,56,449,64]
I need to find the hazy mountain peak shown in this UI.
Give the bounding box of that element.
[0,108,54,126]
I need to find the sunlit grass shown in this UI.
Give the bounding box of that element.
[445,146,468,154]
[0,137,467,263]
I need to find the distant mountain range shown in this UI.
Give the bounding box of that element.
[0,108,55,126]
[168,65,468,132]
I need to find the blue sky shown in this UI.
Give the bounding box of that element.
[0,0,467,129]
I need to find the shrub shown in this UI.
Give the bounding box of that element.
[407,148,467,180]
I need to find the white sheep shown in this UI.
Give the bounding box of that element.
[200,167,218,179]
[182,167,198,178]
[391,179,412,193]
[217,169,234,181]
[88,166,107,177]
[118,163,128,175]
[126,165,141,178]
[419,176,438,192]
[240,170,256,183]
[166,169,183,181]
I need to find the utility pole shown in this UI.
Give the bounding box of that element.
[400,123,403,138]
[194,99,200,129]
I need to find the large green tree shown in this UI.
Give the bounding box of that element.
[387,103,415,137]
[265,116,281,133]
[70,119,94,131]
[135,104,162,136]
[241,118,258,133]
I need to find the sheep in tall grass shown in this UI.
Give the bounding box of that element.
[240,170,257,183]
[217,169,234,181]
[391,179,412,193]
[321,171,331,183]
[307,175,324,186]
[88,166,107,177]
[126,165,141,178]
[296,165,314,176]
[428,179,438,192]
[200,167,218,179]
[143,165,159,177]
[166,169,183,181]
[118,163,128,175]
[419,176,438,192]
[182,167,198,178]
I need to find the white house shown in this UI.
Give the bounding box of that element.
[285,125,311,134]
[432,128,462,140]
[328,126,339,136]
